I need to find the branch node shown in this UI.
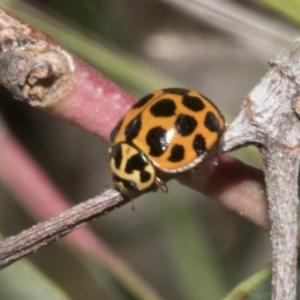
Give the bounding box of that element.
[0,10,76,107]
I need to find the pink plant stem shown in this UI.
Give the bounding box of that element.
[0,9,136,142]
[178,154,269,230]
[49,57,136,141]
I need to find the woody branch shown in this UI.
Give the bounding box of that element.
[222,46,300,299]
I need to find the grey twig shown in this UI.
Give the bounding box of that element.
[222,40,300,300]
[0,189,127,269]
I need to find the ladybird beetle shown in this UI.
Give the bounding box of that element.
[107,88,225,197]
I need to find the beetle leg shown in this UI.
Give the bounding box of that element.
[155,176,168,193]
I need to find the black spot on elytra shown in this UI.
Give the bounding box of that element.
[146,127,167,157]
[133,94,154,109]
[204,112,222,134]
[125,153,151,183]
[193,134,207,157]
[125,153,147,174]
[140,171,151,183]
[182,95,205,112]
[110,119,123,142]
[168,144,185,162]
[162,88,189,95]
[108,144,122,169]
[150,99,176,117]
[113,174,139,193]
[125,115,142,142]
[175,114,197,136]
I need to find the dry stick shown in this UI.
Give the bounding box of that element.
[222,43,300,299]
[0,189,127,269]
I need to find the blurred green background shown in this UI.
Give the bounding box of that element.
[0,1,299,299]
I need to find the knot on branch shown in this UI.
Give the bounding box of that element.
[0,10,76,107]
